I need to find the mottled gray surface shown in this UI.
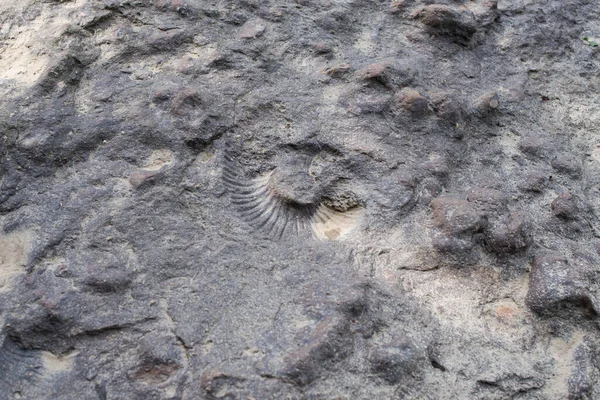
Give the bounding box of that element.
[0,0,599,399]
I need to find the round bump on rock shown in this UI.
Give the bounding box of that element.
[411,5,477,42]
[470,92,499,116]
[432,234,473,254]
[525,253,597,316]
[311,41,332,55]
[484,213,531,255]
[396,89,429,117]
[431,197,487,235]
[551,154,582,179]
[551,191,578,219]
[518,136,550,158]
[238,19,266,39]
[321,63,351,78]
[367,336,425,385]
[518,172,548,193]
[467,187,506,213]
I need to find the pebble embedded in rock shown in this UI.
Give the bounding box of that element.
[431,197,487,235]
[367,336,426,385]
[356,61,390,81]
[551,191,578,219]
[525,254,597,316]
[467,187,506,212]
[519,136,550,158]
[354,61,409,88]
[321,63,351,78]
[396,89,429,117]
[470,91,499,116]
[129,170,160,188]
[311,41,332,55]
[551,154,582,179]
[238,19,266,39]
[519,172,548,193]
[411,5,478,42]
[485,213,531,254]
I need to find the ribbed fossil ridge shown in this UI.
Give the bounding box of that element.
[223,152,362,240]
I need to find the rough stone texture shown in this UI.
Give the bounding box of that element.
[525,253,599,317]
[0,0,599,399]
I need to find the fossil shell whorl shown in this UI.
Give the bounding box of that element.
[222,151,363,241]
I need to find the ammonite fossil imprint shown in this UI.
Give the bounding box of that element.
[223,151,363,241]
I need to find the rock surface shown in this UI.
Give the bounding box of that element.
[0,0,599,398]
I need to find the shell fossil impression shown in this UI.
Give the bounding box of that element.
[223,151,363,241]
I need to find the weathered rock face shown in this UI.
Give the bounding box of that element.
[0,0,599,398]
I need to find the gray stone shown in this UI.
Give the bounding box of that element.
[525,254,597,316]
[431,197,487,235]
[551,191,578,219]
[411,5,478,42]
[0,0,600,398]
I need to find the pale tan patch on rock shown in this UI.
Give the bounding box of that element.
[196,147,216,163]
[131,362,180,386]
[294,318,314,330]
[201,339,214,355]
[590,143,600,164]
[144,149,174,171]
[0,27,50,87]
[496,129,522,162]
[312,205,363,241]
[0,2,81,89]
[0,231,32,292]
[41,350,78,374]
[541,330,586,399]
[492,299,523,326]
[321,84,342,106]
[353,27,377,54]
